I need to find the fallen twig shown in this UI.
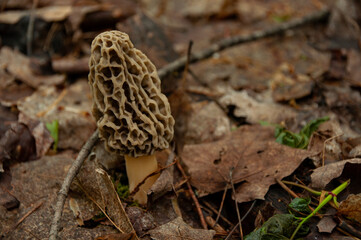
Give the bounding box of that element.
[49,129,99,240]
[26,0,38,55]
[202,200,234,227]
[11,201,43,231]
[157,8,330,79]
[225,200,257,240]
[176,159,208,229]
[36,88,68,118]
[229,167,243,240]
[214,183,229,227]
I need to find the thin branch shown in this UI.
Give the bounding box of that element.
[176,159,208,229]
[229,167,243,240]
[26,0,38,55]
[157,8,330,79]
[214,184,228,227]
[276,179,300,199]
[225,200,257,240]
[49,129,99,240]
[202,200,234,227]
[11,201,43,231]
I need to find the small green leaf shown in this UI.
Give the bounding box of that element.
[46,120,59,151]
[245,214,308,240]
[273,117,329,149]
[289,198,311,215]
[300,116,330,138]
[259,121,271,126]
[272,14,291,23]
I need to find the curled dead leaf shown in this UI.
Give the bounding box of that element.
[148,217,215,240]
[182,125,314,203]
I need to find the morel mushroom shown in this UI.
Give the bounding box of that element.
[88,31,174,205]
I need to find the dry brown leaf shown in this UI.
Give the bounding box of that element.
[181,0,226,18]
[182,125,313,202]
[270,62,314,102]
[18,80,96,150]
[0,47,65,88]
[311,158,361,189]
[75,155,138,239]
[18,113,53,158]
[95,168,138,239]
[149,150,175,202]
[317,216,337,233]
[347,49,361,87]
[184,101,230,144]
[0,6,72,24]
[0,123,36,171]
[219,90,297,124]
[148,217,215,240]
[69,197,84,226]
[338,193,361,224]
[95,233,135,240]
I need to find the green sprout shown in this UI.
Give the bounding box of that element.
[46,120,59,151]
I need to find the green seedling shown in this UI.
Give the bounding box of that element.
[288,197,311,215]
[261,116,329,149]
[290,180,350,240]
[46,120,59,152]
[245,214,308,239]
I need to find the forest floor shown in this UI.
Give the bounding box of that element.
[1,0,361,239]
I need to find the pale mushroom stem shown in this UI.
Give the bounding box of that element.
[125,154,159,205]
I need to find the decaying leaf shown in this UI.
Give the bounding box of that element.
[148,217,215,240]
[311,158,361,189]
[182,125,314,202]
[317,216,337,233]
[69,197,85,226]
[95,233,135,240]
[270,62,314,102]
[219,90,297,124]
[18,80,96,150]
[0,6,72,24]
[75,154,138,239]
[149,150,175,202]
[184,101,231,144]
[0,122,36,170]
[347,49,361,87]
[338,193,361,224]
[0,47,65,88]
[18,113,53,158]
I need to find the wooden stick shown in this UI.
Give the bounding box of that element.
[49,129,99,240]
[229,168,243,240]
[157,8,330,79]
[176,159,208,229]
[214,184,228,227]
[12,201,43,230]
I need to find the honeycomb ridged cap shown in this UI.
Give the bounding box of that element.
[88,31,174,157]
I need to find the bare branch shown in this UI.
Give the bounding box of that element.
[157,8,330,79]
[49,129,99,240]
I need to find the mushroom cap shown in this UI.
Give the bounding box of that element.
[88,31,174,157]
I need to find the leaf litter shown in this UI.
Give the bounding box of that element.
[1,0,361,239]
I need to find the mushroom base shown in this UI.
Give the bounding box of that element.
[125,154,159,205]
